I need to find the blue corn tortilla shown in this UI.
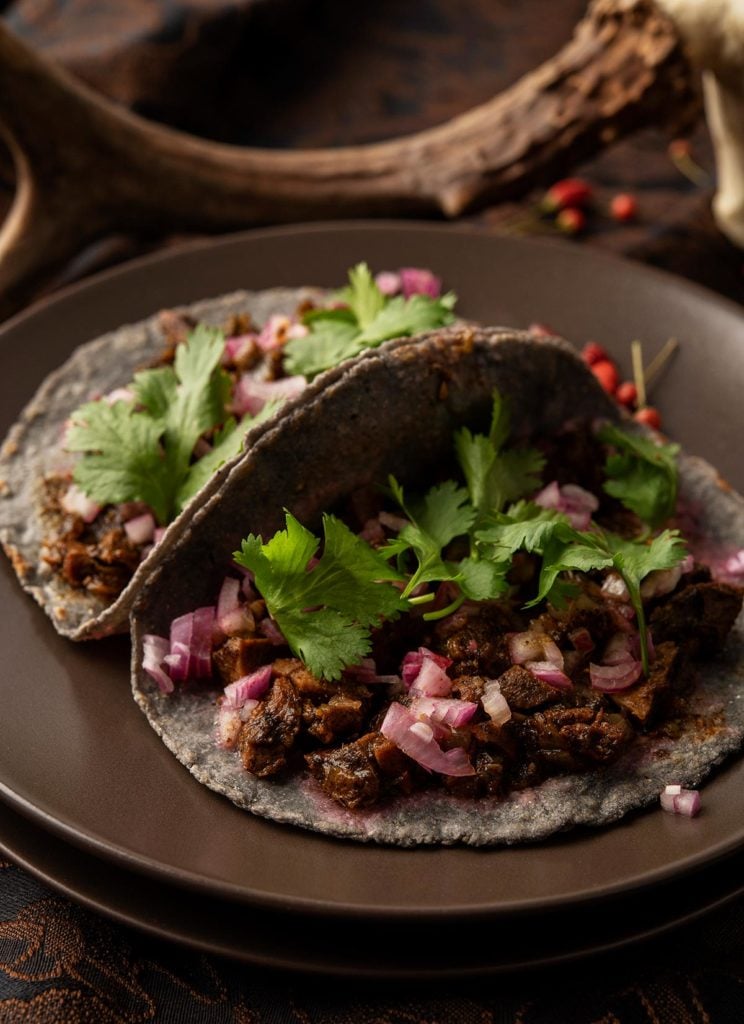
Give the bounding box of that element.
[0,286,325,640]
[130,327,744,846]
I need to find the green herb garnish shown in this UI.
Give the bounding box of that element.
[283,263,456,379]
[598,421,679,531]
[234,512,405,681]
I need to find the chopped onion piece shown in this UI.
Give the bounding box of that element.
[259,617,285,645]
[233,373,306,416]
[601,572,630,602]
[375,270,402,296]
[482,681,512,724]
[641,565,682,600]
[508,632,545,665]
[408,657,452,696]
[224,665,273,709]
[166,607,215,681]
[153,527,166,545]
[60,484,102,523]
[103,387,134,405]
[223,334,258,364]
[526,662,573,690]
[215,705,243,749]
[378,511,410,532]
[124,512,156,545]
[401,647,452,687]
[534,480,598,530]
[589,659,642,691]
[257,314,292,352]
[410,695,478,728]
[380,702,474,776]
[142,634,173,694]
[660,784,701,817]
[399,267,442,299]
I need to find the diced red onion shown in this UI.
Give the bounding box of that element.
[215,705,243,749]
[257,315,291,352]
[410,695,478,728]
[680,554,695,575]
[380,702,475,776]
[401,647,452,687]
[481,681,512,724]
[359,517,387,546]
[589,659,642,691]
[534,480,598,530]
[378,511,410,532]
[153,527,166,545]
[375,270,402,296]
[216,577,255,636]
[527,662,573,689]
[223,665,273,709]
[724,549,744,578]
[233,373,307,415]
[165,607,214,681]
[240,574,257,601]
[602,632,635,665]
[124,512,156,546]
[601,572,630,602]
[509,631,564,669]
[399,267,442,299]
[102,387,134,405]
[259,617,285,645]
[660,784,701,817]
[60,484,102,523]
[641,565,683,600]
[223,334,258,364]
[286,322,308,340]
[409,657,452,697]
[142,634,173,694]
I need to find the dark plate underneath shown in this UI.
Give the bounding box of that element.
[1,223,744,926]
[2,796,743,978]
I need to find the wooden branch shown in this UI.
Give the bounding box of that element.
[0,0,694,320]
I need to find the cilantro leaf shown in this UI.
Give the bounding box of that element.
[283,263,456,378]
[455,557,508,601]
[455,392,545,521]
[598,422,679,530]
[476,503,568,558]
[67,326,232,524]
[234,512,404,680]
[175,401,283,513]
[387,477,474,597]
[67,400,176,524]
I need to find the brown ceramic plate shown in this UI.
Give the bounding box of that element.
[1,223,744,928]
[2,795,744,977]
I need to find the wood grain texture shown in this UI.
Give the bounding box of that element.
[0,0,695,320]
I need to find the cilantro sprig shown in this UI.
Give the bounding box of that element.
[229,393,686,681]
[67,327,257,524]
[598,422,679,531]
[283,263,456,379]
[234,512,405,680]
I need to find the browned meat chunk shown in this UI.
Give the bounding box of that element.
[212,636,276,685]
[450,675,486,704]
[238,675,301,777]
[517,704,633,771]
[60,528,141,598]
[609,641,682,726]
[304,694,366,743]
[497,665,563,710]
[650,581,743,655]
[436,609,515,677]
[306,732,414,809]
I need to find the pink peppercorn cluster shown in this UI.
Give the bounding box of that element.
[539,178,638,235]
[580,342,661,429]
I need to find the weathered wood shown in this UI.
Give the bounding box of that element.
[0,0,694,320]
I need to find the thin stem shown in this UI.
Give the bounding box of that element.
[631,339,647,409]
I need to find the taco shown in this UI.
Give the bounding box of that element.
[131,326,744,846]
[0,265,454,640]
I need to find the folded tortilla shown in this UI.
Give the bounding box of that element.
[0,286,325,640]
[129,326,744,845]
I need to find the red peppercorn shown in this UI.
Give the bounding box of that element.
[541,178,593,213]
[590,359,620,394]
[634,406,662,430]
[581,341,609,365]
[610,193,638,222]
[615,381,638,407]
[556,207,586,235]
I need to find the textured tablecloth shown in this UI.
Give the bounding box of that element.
[1,2,744,1020]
